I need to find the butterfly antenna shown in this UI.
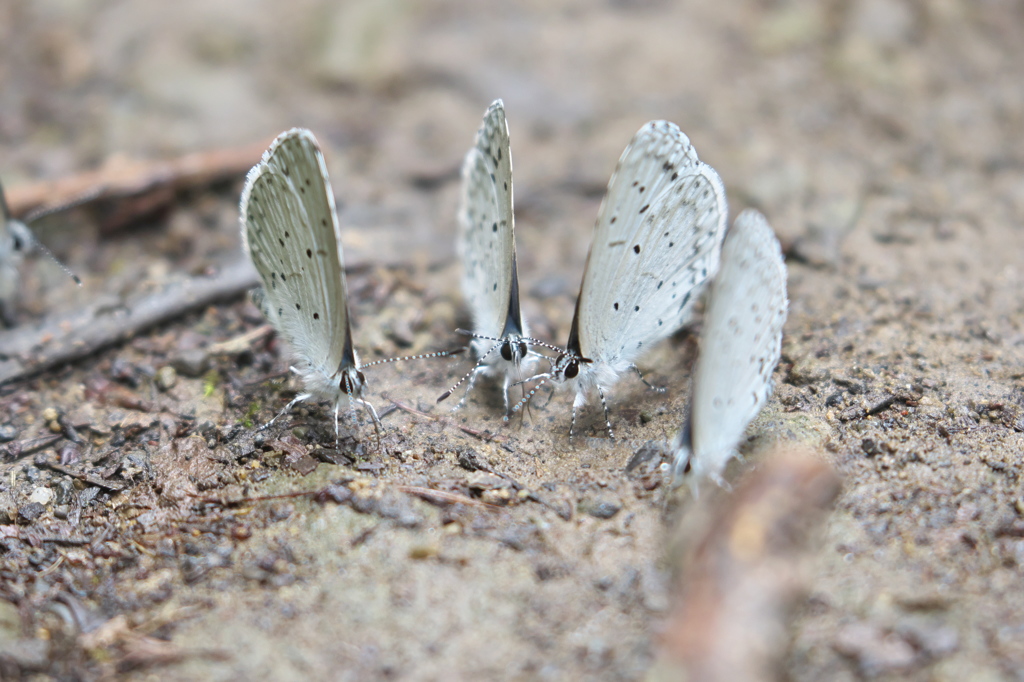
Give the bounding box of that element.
[15,184,102,287]
[25,236,82,286]
[360,348,463,368]
[455,328,563,356]
[21,183,106,223]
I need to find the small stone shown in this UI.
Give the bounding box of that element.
[408,543,439,560]
[41,407,58,423]
[580,496,622,520]
[896,617,959,658]
[0,425,16,442]
[155,365,178,391]
[170,349,211,377]
[789,356,829,385]
[28,487,54,506]
[834,622,917,676]
[17,503,46,522]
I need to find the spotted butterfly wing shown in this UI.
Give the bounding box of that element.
[458,99,526,352]
[673,208,788,488]
[440,100,533,412]
[571,121,725,365]
[527,121,728,438]
[240,128,371,429]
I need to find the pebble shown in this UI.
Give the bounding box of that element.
[17,503,46,522]
[28,487,54,506]
[155,365,178,391]
[789,356,829,385]
[580,496,622,520]
[170,349,211,377]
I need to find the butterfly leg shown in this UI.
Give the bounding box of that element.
[630,364,665,393]
[333,404,342,447]
[595,385,615,440]
[260,392,311,431]
[450,366,484,412]
[353,396,383,452]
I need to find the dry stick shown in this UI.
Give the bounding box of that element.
[0,257,259,385]
[659,449,841,681]
[34,457,125,492]
[395,484,496,509]
[191,484,495,510]
[5,141,271,228]
[384,396,503,442]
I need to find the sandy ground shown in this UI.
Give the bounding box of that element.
[2,0,1024,679]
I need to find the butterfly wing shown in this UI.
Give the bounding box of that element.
[0,179,32,321]
[457,100,522,342]
[240,129,355,378]
[683,209,788,482]
[573,121,726,364]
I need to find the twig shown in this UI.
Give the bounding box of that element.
[35,457,124,492]
[0,257,259,385]
[395,484,497,509]
[385,396,503,442]
[6,141,271,231]
[206,324,274,355]
[1,434,62,460]
[658,448,841,681]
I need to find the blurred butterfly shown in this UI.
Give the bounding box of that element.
[672,208,788,490]
[0,179,82,327]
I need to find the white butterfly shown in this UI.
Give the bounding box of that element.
[0,180,34,327]
[513,121,728,439]
[439,100,537,414]
[240,128,382,441]
[672,208,788,490]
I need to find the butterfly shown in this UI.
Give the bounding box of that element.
[240,128,383,442]
[439,100,539,415]
[0,180,35,327]
[512,121,728,439]
[672,208,788,490]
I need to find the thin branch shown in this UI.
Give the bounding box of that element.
[395,485,497,508]
[6,141,271,230]
[0,257,259,385]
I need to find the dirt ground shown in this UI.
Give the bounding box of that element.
[2,0,1024,679]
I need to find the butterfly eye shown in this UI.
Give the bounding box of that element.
[517,341,528,358]
[564,359,579,379]
[500,341,514,361]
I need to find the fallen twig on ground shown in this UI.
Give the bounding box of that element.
[6,141,270,232]
[0,257,259,385]
[657,449,841,681]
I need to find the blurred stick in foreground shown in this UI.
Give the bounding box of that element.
[653,449,841,682]
[6,141,271,232]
